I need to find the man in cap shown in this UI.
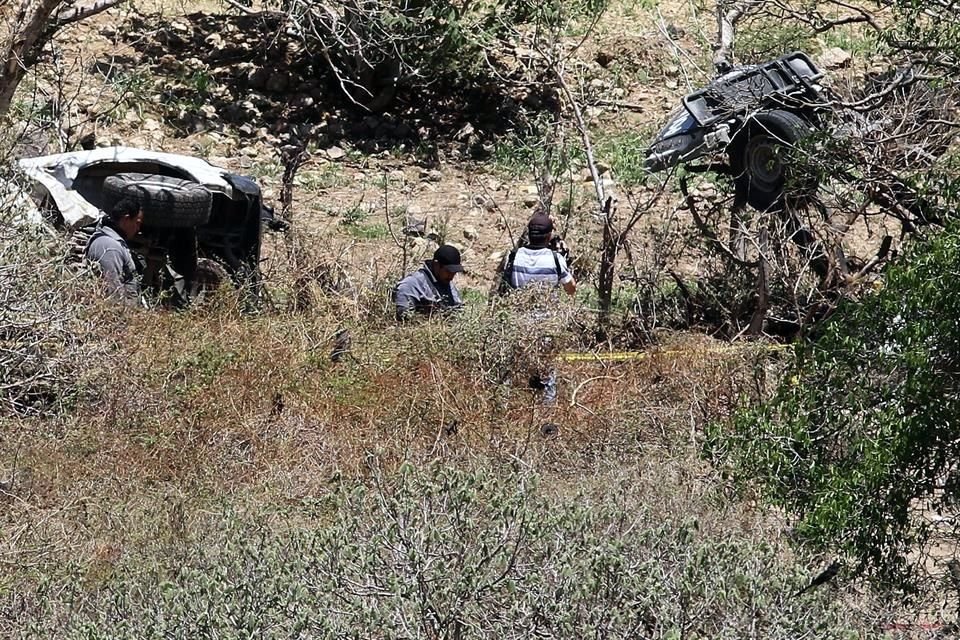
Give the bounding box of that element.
[501,212,576,295]
[394,244,465,321]
[499,212,577,406]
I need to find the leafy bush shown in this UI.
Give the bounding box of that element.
[706,224,960,593]
[12,464,878,638]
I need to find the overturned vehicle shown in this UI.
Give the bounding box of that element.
[18,146,279,302]
[645,51,827,212]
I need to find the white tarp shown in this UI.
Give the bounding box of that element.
[17,146,235,228]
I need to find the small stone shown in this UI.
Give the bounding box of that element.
[403,217,427,237]
[240,146,257,156]
[819,47,852,70]
[419,169,443,182]
[204,33,224,49]
[292,94,314,109]
[463,227,479,241]
[522,193,540,207]
[325,146,345,160]
[238,123,255,136]
[199,105,217,119]
[142,118,161,131]
[488,250,506,263]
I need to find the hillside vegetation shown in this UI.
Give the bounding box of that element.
[2,0,960,636]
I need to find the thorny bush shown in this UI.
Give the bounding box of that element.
[10,463,890,638]
[0,169,118,416]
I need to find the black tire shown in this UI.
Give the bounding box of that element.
[730,110,817,212]
[102,173,212,229]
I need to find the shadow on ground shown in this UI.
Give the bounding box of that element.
[112,10,557,164]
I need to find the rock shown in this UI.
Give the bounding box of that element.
[488,250,506,263]
[473,194,496,211]
[419,169,443,182]
[199,105,217,119]
[325,146,346,160]
[403,217,427,237]
[240,146,257,156]
[247,68,270,90]
[463,227,479,241]
[292,94,314,109]
[238,123,255,136]
[522,193,540,207]
[142,118,161,131]
[595,161,611,175]
[204,33,224,49]
[819,47,852,70]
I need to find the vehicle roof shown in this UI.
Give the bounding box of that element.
[18,146,236,228]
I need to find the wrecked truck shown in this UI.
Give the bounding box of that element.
[18,146,279,301]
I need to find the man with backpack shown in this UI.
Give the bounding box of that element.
[501,213,577,296]
[499,212,577,406]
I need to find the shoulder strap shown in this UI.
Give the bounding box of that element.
[499,249,518,292]
[551,251,562,282]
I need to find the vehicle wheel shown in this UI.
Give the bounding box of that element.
[102,173,212,229]
[188,257,232,303]
[730,110,816,212]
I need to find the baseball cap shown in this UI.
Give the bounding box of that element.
[527,213,554,235]
[433,244,464,273]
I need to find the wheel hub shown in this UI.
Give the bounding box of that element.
[745,134,785,192]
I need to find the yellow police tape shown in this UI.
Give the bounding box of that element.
[558,342,790,362]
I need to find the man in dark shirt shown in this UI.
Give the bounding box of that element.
[84,198,144,303]
[394,244,464,321]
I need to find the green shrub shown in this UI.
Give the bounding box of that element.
[706,224,960,593]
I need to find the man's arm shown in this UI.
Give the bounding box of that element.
[85,233,142,304]
[557,253,577,296]
[394,277,424,322]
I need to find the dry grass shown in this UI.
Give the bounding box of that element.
[0,229,787,610]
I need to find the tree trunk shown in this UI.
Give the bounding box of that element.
[0,0,62,115]
[596,197,616,343]
[0,0,122,116]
